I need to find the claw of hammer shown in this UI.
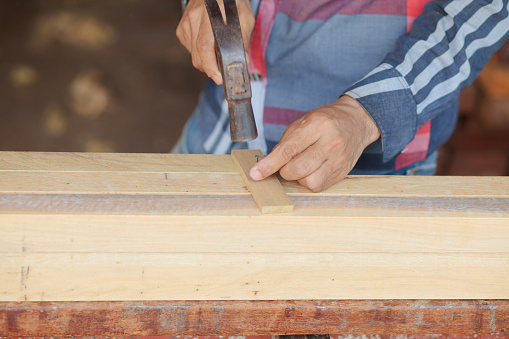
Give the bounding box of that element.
[204,0,258,143]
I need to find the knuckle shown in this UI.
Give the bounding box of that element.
[280,144,298,162]
[300,176,323,193]
[196,35,213,52]
[309,110,327,120]
[316,114,335,127]
[301,112,326,128]
[280,161,306,181]
[292,162,308,178]
[279,166,292,181]
[176,23,186,40]
[191,55,201,69]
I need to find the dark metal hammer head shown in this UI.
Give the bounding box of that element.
[204,0,258,143]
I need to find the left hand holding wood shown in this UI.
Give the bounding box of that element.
[249,95,380,192]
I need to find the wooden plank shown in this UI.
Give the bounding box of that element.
[1,173,509,198]
[1,207,508,300]
[1,300,508,336]
[285,175,509,198]
[0,152,508,304]
[0,151,235,173]
[0,171,248,195]
[1,152,508,197]
[2,253,508,301]
[231,150,293,213]
[6,252,507,267]
[2,215,508,254]
[1,194,507,218]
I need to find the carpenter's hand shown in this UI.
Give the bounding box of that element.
[176,0,255,85]
[249,96,380,192]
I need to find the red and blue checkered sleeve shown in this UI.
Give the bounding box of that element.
[345,0,509,163]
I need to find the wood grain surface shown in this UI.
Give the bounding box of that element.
[1,300,508,336]
[0,151,235,173]
[232,149,293,213]
[2,152,508,197]
[1,152,508,303]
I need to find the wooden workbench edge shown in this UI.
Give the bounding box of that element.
[1,300,508,336]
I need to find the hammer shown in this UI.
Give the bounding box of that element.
[204,0,258,142]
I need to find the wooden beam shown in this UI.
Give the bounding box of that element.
[1,194,507,219]
[2,171,508,197]
[1,300,508,336]
[2,152,508,197]
[0,151,235,173]
[0,152,508,303]
[2,251,508,301]
[231,149,293,213]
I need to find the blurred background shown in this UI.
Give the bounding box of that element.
[0,0,508,176]
[0,0,206,154]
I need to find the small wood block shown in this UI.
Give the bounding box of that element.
[231,149,293,214]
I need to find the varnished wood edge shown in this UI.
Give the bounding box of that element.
[1,300,508,336]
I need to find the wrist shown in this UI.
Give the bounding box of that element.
[337,95,381,146]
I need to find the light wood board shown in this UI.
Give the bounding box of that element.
[231,149,293,213]
[0,151,508,301]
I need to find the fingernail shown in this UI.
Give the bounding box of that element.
[250,168,262,181]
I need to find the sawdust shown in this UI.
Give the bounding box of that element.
[69,70,111,119]
[10,65,38,88]
[33,11,117,50]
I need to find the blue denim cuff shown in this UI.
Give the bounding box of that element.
[344,64,418,163]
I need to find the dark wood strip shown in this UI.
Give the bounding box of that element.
[1,194,507,217]
[1,300,508,336]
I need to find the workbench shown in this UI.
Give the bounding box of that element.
[0,151,508,336]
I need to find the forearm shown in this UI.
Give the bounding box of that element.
[345,0,509,161]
